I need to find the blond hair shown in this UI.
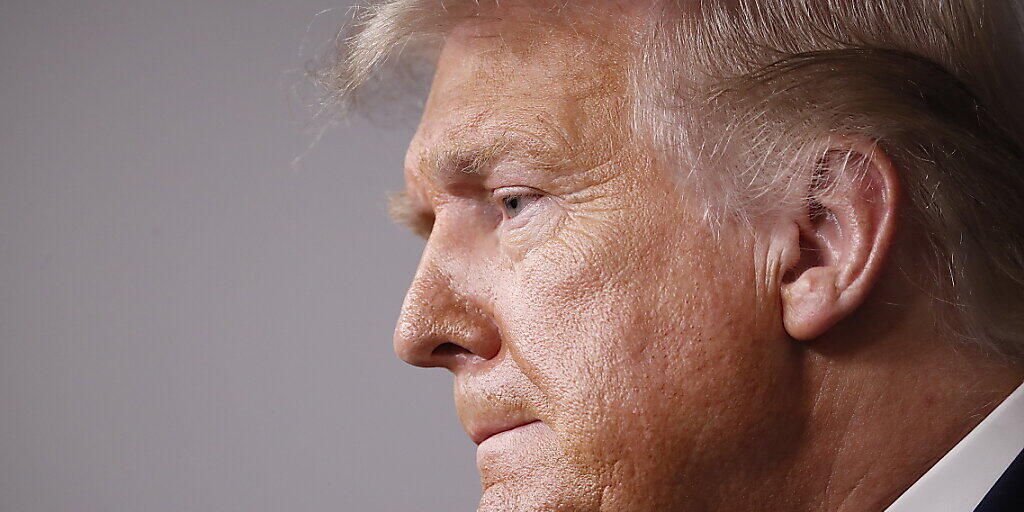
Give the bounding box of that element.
[310,0,1024,356]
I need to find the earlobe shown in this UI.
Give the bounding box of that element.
[778,139,900,341]
[782,266,843,340]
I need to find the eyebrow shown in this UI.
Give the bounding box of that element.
[432,141,507,178]
[428,122,570,179]
[387,189,433,239]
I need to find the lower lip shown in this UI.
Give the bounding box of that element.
[476,420,548,462]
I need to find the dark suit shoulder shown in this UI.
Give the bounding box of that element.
[974,449,1024,512]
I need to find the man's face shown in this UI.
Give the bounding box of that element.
[393,19,807,512]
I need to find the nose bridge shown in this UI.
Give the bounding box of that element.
[393,232,500,370]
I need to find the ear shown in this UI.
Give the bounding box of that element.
[777,138,901,341]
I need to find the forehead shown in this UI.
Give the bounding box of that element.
[404,13,637,183]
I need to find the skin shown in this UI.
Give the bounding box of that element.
[388,7,1024,512]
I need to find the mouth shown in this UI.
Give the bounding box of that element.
[471,419,542,445]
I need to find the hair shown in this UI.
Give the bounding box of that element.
[309,0,1024,357]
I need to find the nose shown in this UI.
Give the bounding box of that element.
[393,250,502,373]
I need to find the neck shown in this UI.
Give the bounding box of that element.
[793,305,1024,512]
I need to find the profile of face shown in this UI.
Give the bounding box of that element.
[391,20,809,512]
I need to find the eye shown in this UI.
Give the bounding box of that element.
[498,191,542,219]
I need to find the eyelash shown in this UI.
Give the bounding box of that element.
[494,188,543,220]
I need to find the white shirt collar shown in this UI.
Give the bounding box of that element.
[884,380,1024,512]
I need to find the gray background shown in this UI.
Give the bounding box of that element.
[1,1,479,511]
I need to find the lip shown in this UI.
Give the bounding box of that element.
[471,419,542,445]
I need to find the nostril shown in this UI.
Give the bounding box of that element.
[431,342,471,359]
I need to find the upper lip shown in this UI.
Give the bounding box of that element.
[455,373,541,446]
[469,418,540,445]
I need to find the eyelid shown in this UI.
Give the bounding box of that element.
[493,186,548,226]
[493,186,544,214]
[492,185,544,198]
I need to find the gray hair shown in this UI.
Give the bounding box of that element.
[310,0,1024,357]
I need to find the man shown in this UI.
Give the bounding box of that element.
[315,1,1024,510]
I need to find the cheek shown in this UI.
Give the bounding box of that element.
[498,198,795,480]
[499,206,700,435]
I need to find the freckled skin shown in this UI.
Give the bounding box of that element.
[391,9,1024,512]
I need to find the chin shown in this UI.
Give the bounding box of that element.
[477,474,602,512]
[474,424,609,512]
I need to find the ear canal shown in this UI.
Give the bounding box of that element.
[782,222,821,285]
[782,155,840,285]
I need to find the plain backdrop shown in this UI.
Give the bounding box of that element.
[0,1,480,511]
